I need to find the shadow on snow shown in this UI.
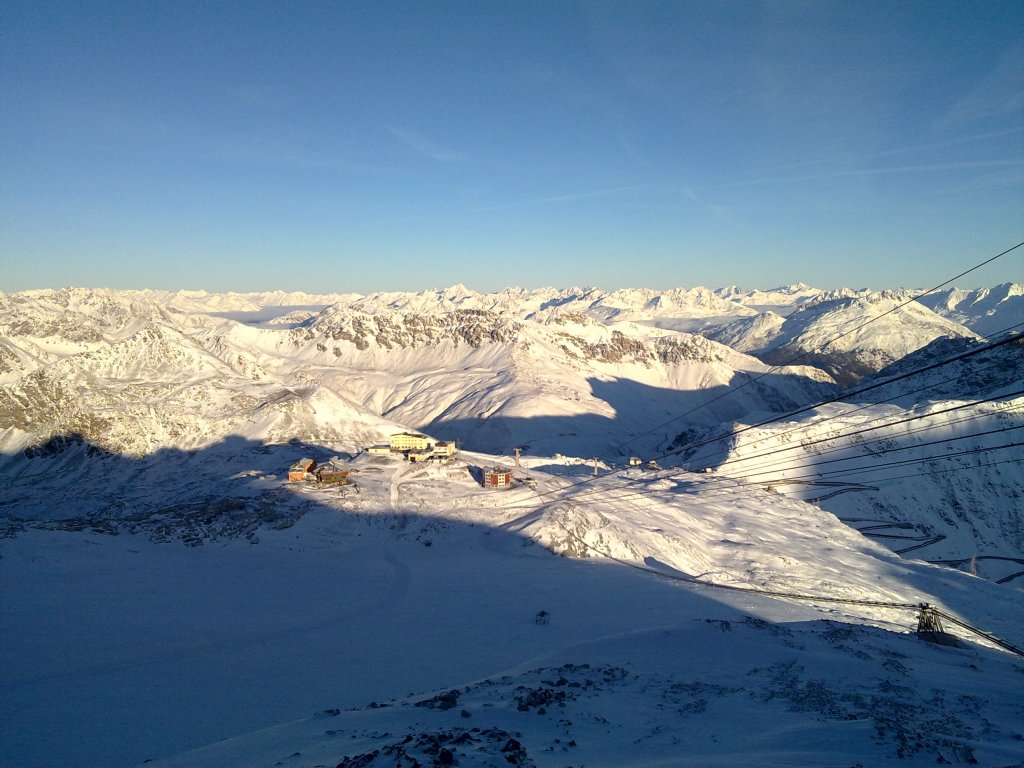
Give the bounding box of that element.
[421,372,836,461]
[0,431,1017,768]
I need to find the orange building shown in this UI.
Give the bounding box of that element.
[288,458,317,482]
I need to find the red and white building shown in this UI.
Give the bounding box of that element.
[483,467,513,489]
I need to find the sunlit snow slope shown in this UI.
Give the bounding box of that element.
[2,285,1022,768]
[702,335,1024,580]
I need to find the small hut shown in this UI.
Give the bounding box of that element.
[289,458,317,482]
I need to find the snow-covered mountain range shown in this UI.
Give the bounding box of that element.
[916,283,1024,337]
[2,283,1020,554]
[705,291,981,385]
[1,283,1022,768]
[0,287,837,460]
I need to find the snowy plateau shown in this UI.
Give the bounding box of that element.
[0,284,1022,768]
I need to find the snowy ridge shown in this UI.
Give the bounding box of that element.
[706,292,979,385]
[162,288,361,313]
[0,307,403,456]
[0,287,839,465]
[0,288,165,381]
[916,282,1024,337]
[714,282,868,314]
[192,305,836,459]
[698,310,786,353]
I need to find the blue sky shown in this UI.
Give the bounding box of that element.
[2,1,1022,293]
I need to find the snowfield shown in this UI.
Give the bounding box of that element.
[1,285,1022,768]
[2,444,1023,768]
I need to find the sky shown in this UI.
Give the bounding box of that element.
[1,0,1022,294]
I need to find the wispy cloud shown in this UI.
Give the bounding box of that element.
[716,160,1021,189]
[714,127,1024,192]
[944,164,1024,198]
[387,127,467,162]
[937,42,1024,129]
[473,185,642,212]
[872,127,1024,159]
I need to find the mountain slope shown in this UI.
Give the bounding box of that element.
[3,285,1024,768]
[700,334,1024,576]
[714,283,868,314]
[0,313,400,457]
[4,438,1022,767]
[196,306,836,459]
[917,282,1024,337]
[706,292,979,385]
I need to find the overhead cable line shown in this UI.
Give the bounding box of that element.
[572,396,1023,503]
[539,332,1022,506]
[650,452,1024,507]
[536,343,1024,506]
[618,240,1024,451]
[931,609,1024,657]
[497,422,1024,516]
[530,395,1023,508]
[640,438,1024,499]
[538,497,1024,657]
[680,456,1021,509]
[715,410,1024,481]
[543,435,1023,512]
[764,455,1024,490]
[681,351,1020,467]
[730,439,1024,485]
[703,395,1023,476]
[540,326,1024,507]
[679,328,1024,469]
